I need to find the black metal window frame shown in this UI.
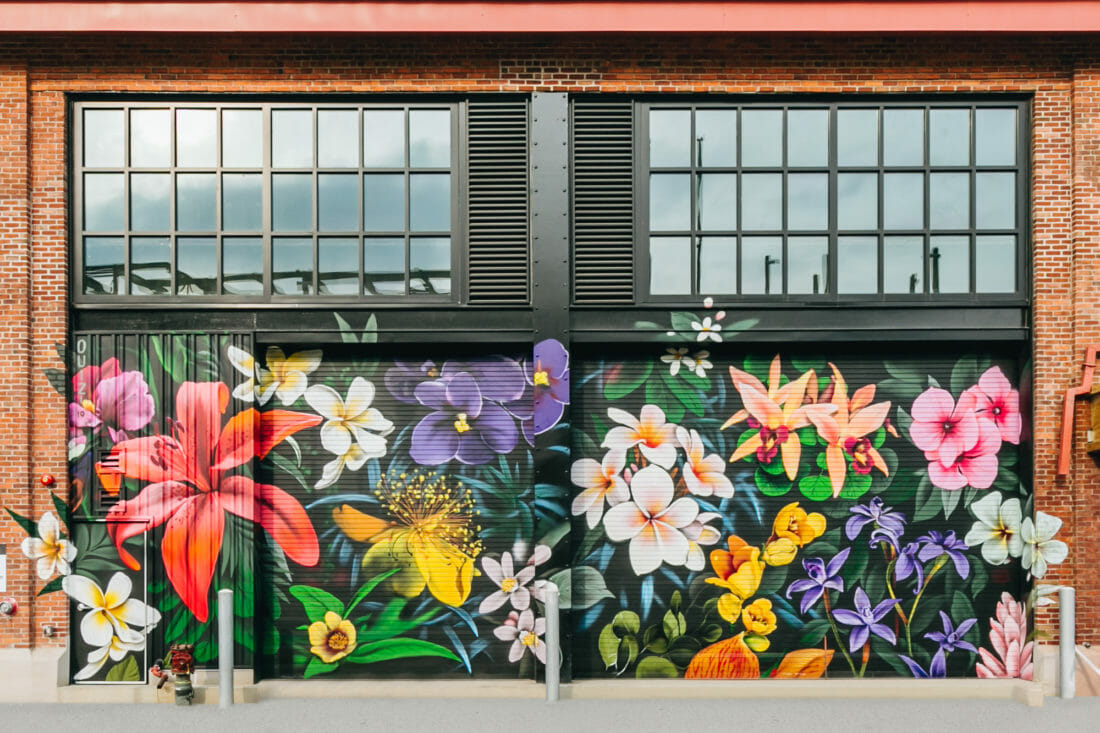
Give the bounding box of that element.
[71,98,468,307]
[635,96,1031,306]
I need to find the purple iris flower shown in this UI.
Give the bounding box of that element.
[925,612,978,654]
[899,649,947,678]
[846,496,907,549]
[384,360,439,404]
[832,587,901,652]
[409,371,519,465]
[786,547,850,614]
[916,530,970,580]
[893,541,925,591]
[529,339,569,435]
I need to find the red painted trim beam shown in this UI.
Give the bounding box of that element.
[1,2,1100,34]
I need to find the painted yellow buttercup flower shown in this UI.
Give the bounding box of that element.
[309,611,357,664]
[717,593,744,625]
[773,502,826,547]
[742,598,777,636]
[706,535,764,600]
[762,537,798,566]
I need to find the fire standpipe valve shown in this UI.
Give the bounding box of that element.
[151,643,195,705]
[0,598,16,616]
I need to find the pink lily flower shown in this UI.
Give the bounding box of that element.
[964,366,1022,445]
[908,387,980,466]
[926,418,1001,490]
[976,592,1033,680]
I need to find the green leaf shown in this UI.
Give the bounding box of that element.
[104,655,141,682]
[346,569,399,613]
[838,473,872,500]
[358,598,440,643]
[612,610,641,636]
[741,355,774,384]
[791,358,826,373]
[870,636,911,677]
[262,626,281,655]
[757,467,794,497]
[894,406,913,437]
[5,508,36,536]
[635,656,679,678]
[701,623,723,643]
[993,465,1018,491]
[883,362,924,382]
[662,610,687,641]
[266,451,313,492]
[604,361,652,401]
[679,368,709,391]
[799,618,831,646]
[538,520,570,550]
[37,577,64,596]
[362,313,379,344]
[303,657,339,678]
[880,379,924,402]
[670,590,682,614]
[346,638,461,666]
[941,487,962,519]
[289,585,345,623]
[598,625,620,669]
[797,475,833,501]
[912,472,939,521]
[755,564,789,597]
[50,493,70,526]
[950,591,977,631]
[617,636,640,670]
[723,318,760,337]
[333,313,359,343]
[43,367,67,396]
[669,312,699,337]
[560,566,614,610]
[970,560,989,597]
[661,369,704,416]
[950,355,989,397]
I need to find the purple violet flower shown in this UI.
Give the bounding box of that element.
[925,611,978,654]
[893,541,925,591]
[409,371,519,465]
[832,587,901,652]
[786,547,850,614]
[529,339,569,435]
[899,649,947,678]
[917,530,971,580]
[846,496,907,549]
[384,360,439,404]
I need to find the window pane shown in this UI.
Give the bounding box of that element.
[976,235,1016,293]
[364,237,406,295]
[837,109,878,166]
[740,110,782,167]
[319,174,359,231]
[83,237,124,295]
[649,109,690,168]
[176,237,217,295]
[837,236,878,294]
[410,237,451,295]
[272,110,313,168]
[409,109,451,167]
[130,173,170,231]
[740,173,781,231]
[740,237,782,295]
[318,238,360,295]
[364,110,405,167]
[883,109,924,166]
[83,109,124,167]
[698,174,736,230]
[176,173,216,230]
[222,173,262,231]
[884,236,924,293]
[695,110,736,167]
[222,237,263,295]
[930,235,969,293]
[929,108,970,166]
[130,236,170,295]
[883,173,924,230]
[222,109,262,167]
[976,108,1016,166]
[787,236,829,294]
[837,173,878,230]
[272,174,313,231]
[130,109,171,167]
[787,173,828,230]
[976,172,1015,229]
[786,109,828,167]
[364,174,404,231]
[649,237,691,295]
[929,173,970,229]
[698,237,737,294]
[649,173,691,231]
[272,237,314,295]
[84,173,124,231]
[176,109,217,167]
[318,110,360,168]
[410,174,451,231]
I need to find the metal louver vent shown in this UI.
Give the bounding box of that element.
[572,99,635,304]
[466,99,530,304]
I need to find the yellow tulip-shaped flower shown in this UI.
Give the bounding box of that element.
[308,611,357,664]
[717,593,744,625]
[773,502,826,547]
[706,535,764,600]
[761,537,799,567]
[742,598,777,636]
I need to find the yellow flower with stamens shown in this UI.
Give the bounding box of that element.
[742,598,777,636]
[773,502,826,547]
[308,611,357,664]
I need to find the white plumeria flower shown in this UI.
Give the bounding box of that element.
[676,427,734,499]
[1021,512,1069,579]
[691,350,713,378]
[74,634,146,681]
[660,347,695,377]
[256,346,322,405]
[964,493,1023,565]
[1030,584,1061,609]
[603,465,699,575]
[306,377,394,461]
[314,442,370,491]
[63,572,161,647]
[494,609,547,664]
[570,451,630,529]
[20,511,76,580]
[691,317,722,343]
[602,405,679,469]
[479,551,537,613]
[683,511,722,571]
[226,345,259,403]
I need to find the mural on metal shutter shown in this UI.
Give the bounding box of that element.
[569,321,1063,679]
[14,328,572,682]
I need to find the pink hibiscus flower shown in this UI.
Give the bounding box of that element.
[908,387,979,466]
[964,366,1022,445]
[926,418,1001,490]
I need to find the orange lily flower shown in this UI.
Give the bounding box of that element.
[806,363,892,498]
[685,632,759,679]
[772,649,835,678]
[105,382,322,622]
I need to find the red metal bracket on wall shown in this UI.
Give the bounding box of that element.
[1057,344,1100,475]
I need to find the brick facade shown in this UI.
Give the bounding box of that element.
[0,31,1095,656]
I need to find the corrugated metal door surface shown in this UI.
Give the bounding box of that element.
[570,350,1030,680]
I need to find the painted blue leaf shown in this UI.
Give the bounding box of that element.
[598,543,615,573]
[443,626,472,674]
[659,566,686,590]
[640,575,655,622]
[580,599,610,631]
[449,605,480,636]
[547,445,571,455]
[468,638,491,659]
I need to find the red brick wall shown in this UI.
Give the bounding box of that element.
[0,32,1094,649]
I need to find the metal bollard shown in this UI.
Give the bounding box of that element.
[218,589,234,708]
[544,583,559,703]
[1059,586,1075,699]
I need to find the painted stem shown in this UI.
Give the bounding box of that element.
[908,557,948,633]
[884,558,912,656]
[823,590,857,675]
[859,640,870,677]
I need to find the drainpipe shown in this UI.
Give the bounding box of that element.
[1057,344,1100,475]
[1060,587,1075,698]
[544,583,560,703]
